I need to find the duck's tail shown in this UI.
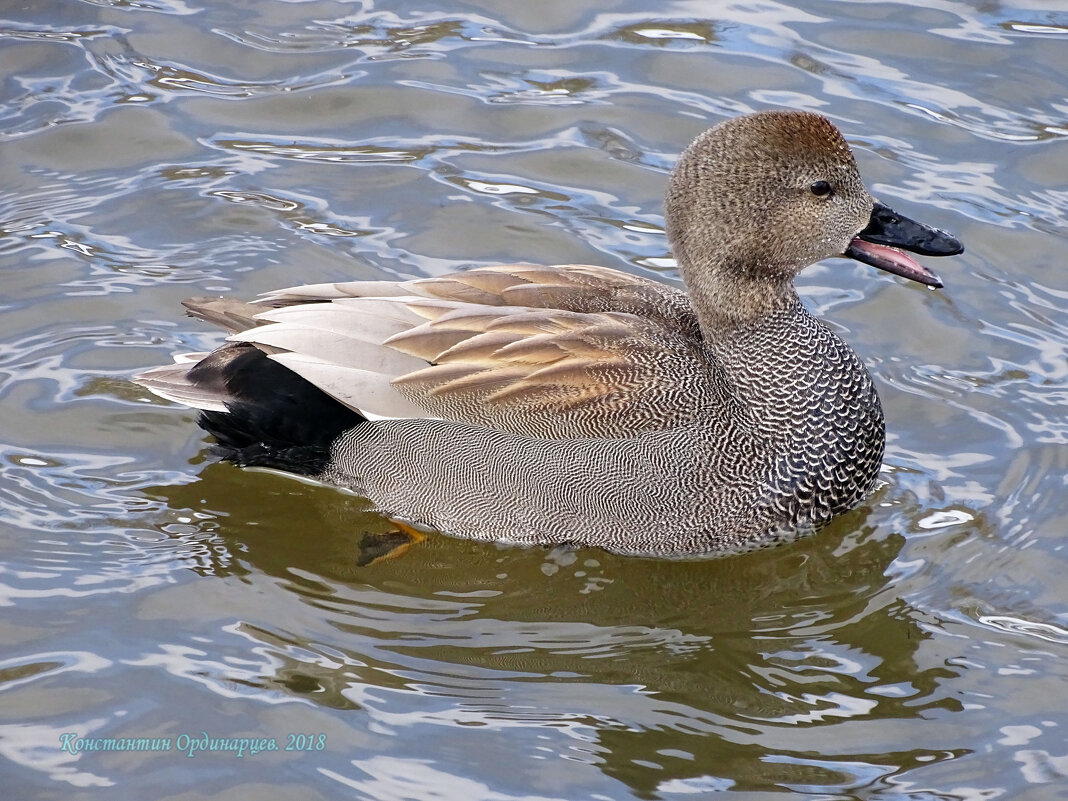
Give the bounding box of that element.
[202,343,365,473]
[135,337,365,476]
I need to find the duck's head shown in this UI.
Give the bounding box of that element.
[665,110,962,328]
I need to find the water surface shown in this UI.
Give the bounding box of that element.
[1,1,1066,798]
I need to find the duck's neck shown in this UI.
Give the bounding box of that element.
[680,257,799,342]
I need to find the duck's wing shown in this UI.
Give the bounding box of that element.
[139,264,720,439]
[257,263,702,341]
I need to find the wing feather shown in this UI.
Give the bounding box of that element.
[144,264,714,436]
[435,331,537,365]
[267,353,428,419]
[228,324,427,377]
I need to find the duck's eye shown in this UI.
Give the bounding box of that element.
[810,180,833,197]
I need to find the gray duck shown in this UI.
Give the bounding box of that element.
[135,110,962,556]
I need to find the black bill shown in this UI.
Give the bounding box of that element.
[845,201,963,289]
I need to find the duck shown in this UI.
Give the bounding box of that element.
[135,110,962,557]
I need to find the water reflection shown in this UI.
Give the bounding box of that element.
[133,464,982,794]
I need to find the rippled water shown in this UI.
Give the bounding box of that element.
[2,1,1067,798]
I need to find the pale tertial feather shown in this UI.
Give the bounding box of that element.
[173,351,210,364]
[267,352,429,419]
[256,280,419,304]
[252,304,415,344]
[228,324,428,377]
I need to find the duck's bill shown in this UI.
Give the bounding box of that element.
[845,201,963,289]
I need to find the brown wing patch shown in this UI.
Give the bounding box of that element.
[435,331,539,365]
[382,302,704,437]
[383,328,473,362]
[411,264,689,315]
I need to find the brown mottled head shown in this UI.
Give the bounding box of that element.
[666,111,872,285]
[664,110,961,331]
